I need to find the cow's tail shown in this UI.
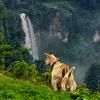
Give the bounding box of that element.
[61,66,75,91]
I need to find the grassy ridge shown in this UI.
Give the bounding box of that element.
[0,72,71,100]
[0,72,100,100]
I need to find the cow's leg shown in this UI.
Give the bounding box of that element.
[61,73,69,91]
[61,81,66,91]
[51,78,58,91]
[53,83,58,91]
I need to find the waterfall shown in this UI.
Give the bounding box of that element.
[49,11,61,37]
[20,13,39,61]
[93,31,100,42]
[62,32,69,43]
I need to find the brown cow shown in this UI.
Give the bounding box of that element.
[45,53,77,91]
[45,53,69,91]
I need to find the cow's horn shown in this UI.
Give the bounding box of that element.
[44,53,49,56]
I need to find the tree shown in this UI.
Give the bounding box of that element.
[85,63,100,92]
[0,44,29,70]
[80,0,97,9]
[0,0,5,44]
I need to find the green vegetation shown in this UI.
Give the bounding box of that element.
[0,71,100,100]
[11,61,38,80]
[0,44,29,70]
[0,44,99,100]
[0,43,99,99]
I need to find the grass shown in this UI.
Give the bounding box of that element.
[0,72,100,100]
[0,72,71,100]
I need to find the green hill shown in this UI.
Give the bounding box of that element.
[0,72,100,100]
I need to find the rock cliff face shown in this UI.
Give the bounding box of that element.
[1,0,100,84]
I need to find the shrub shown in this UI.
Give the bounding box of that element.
[11,60,38,80]
[41,71,51,86]
[27,64,39,80]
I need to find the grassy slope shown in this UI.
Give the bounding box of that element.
[0,72,100,100]
[0,72,71,100]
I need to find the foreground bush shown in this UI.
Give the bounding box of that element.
[10,60,51,85]
[41,71,51,86]
[11,60,38,80]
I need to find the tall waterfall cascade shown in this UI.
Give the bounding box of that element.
[20,13,39,61]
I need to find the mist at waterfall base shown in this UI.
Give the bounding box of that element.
[20,13,39,61]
